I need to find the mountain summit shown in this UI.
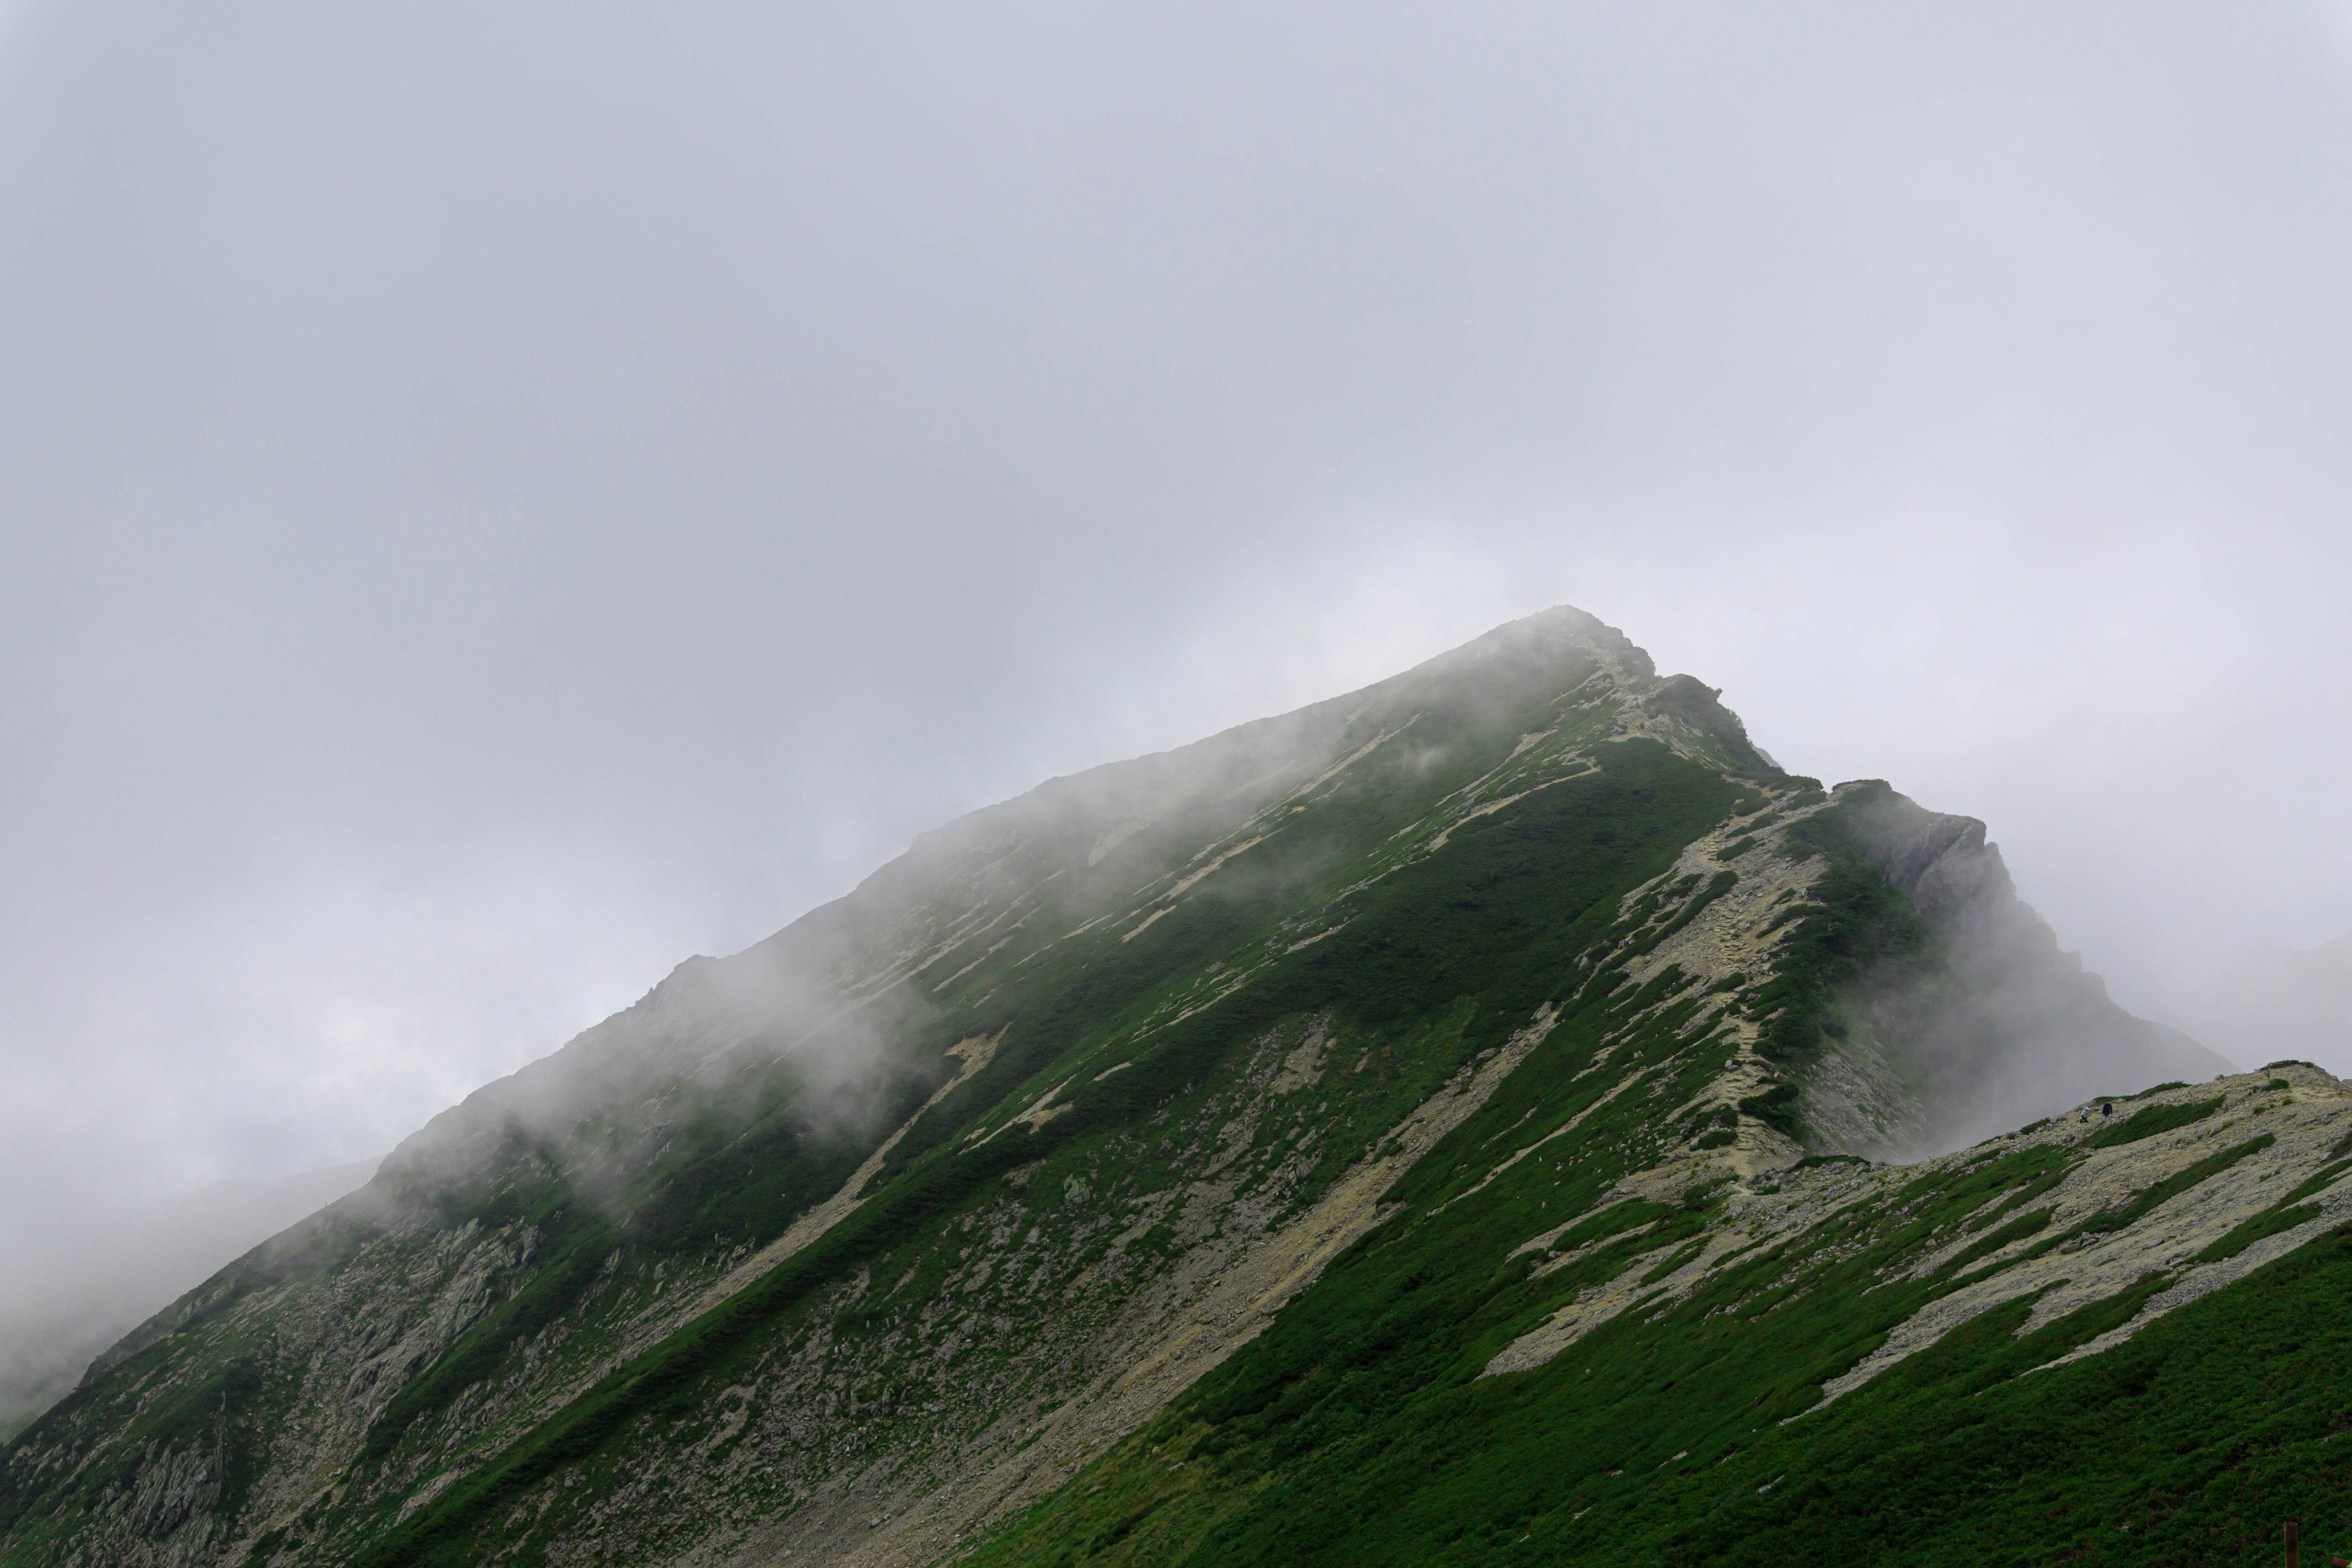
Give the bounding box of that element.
[12,608,2348,1568]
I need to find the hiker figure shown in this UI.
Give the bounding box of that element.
[2101,1102,2113,1118]
[2078,1109,2090,1124]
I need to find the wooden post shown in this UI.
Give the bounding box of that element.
[2285,1518,2299,1568]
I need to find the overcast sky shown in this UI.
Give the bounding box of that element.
[4,0,2350,1273]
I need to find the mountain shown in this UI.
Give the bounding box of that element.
[10,605,2345,1568]
[0,1159,382,1444]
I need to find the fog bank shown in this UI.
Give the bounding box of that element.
[2,0,2350,1421]
[0,1159,379,1440]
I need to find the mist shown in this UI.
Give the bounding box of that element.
[0,1159,379,1439]
[2168,937,2352,1073]
[3,0,2351,1430]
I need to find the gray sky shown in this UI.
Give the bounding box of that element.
[4,0,2350,1273]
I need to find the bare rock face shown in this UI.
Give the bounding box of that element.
[1836,789,2008,924]
[1807,781,2231,1157]
[2,607,2275,1568]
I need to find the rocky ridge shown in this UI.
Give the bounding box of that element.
[0,606,2313,1568]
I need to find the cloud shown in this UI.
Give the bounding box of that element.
[1,0,2348,1381]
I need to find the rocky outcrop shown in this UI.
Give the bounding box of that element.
[1810,782,2231,1156]
[0,607,2269,1568]
[1481,1063,2352,1386]
[1637,674,1777,775]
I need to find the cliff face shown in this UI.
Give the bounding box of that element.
[2,607,2316,1568]
[1798,782,2231,1159]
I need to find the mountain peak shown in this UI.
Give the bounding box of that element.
[2,613,2279,1568]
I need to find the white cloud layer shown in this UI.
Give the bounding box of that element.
[2,0,2348,1330]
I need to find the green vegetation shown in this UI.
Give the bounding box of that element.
[333,737,1744,1567]
[2198,1204,2324,1264]
[1629,870,1737,956]
[2076,1135,2274,1236]
[965,1154,2352,1568]
[2196,1159,2352,1264]
[10,627,2346,1568]
[1941,1207,2051,1278]
[2087,1096,2224,1149]
[1747,790,1929,1061]
[959,1127,2280,1568]
[1738,1082,1803,1139]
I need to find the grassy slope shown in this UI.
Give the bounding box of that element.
[951,804,2352,1568]
[0,1053,934,1562]
[21,687,2328,1568]
[334,736,1747,1566]
[2,641,1773,1566]
[962,1117,2350,1568]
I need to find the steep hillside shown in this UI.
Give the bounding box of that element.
[970,1063,2352,1568]
[4,606,2310,1568]
[0,1159,381,1444]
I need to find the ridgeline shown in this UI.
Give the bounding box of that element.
[15,608,2344,1568]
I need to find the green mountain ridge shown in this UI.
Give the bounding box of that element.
[0,1158,383,1446]
[9,605,2340,1568]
